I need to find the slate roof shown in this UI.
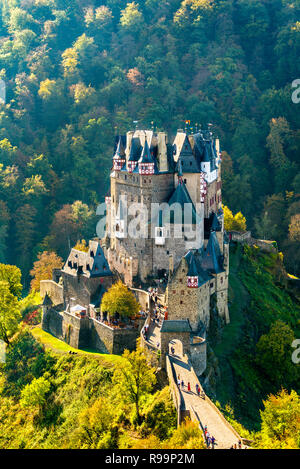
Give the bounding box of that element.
[204,212,222,239]
[185,250,211,286]
[161,319,192,333]
[201,231,224,274]
[113,137,125,160]
[63,240,112,278]
[128,137,142,162]
[163,181,198,225]
[139,140,155,164]
[176,135,200,173]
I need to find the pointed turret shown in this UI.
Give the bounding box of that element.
[113,137,126,171]
[138,140,155,175]
[201,231,224,274]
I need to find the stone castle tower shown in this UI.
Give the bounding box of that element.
[103,128,229,331]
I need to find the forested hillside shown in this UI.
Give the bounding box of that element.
[0,0,299,286]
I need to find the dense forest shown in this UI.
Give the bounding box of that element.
[0,0,299,287]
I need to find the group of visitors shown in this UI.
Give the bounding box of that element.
[142,323,150,340]
[177,376,205,399]
[204,425,216,449]
[229,440,244,449]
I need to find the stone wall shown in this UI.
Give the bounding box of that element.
[42,306,142,355]
[40,280,63,306]
[130,287,150,310]
[90,318,140,354]
[190,339,207,376]
[62,272,113,310]
[62,311,90,349]
[42,307,63,339]
[166,258,211,331]
[160,330,191,368]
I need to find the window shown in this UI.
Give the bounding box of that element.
[210,282,214,288]
[221,277,223,284]
[180,300,183,305]
[173,290,176,294]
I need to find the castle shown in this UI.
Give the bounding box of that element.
[41,127,229,374]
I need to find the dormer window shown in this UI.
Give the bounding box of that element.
[90,251,94,257]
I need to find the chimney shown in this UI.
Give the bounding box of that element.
[215,138,220,157]
[157,132,168,172]
[125,130,134,164]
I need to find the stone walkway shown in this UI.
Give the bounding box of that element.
[169,343,242,449]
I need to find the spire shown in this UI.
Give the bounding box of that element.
[201,231,224,274]
[113,137,125,171]
[138,140,155,175]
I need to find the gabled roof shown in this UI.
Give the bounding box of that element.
[176,135,200,173]
[201,231,224,274]
[63,240,112,278]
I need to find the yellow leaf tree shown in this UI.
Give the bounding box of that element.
[30,251,63,291]
[223,205,246,231]
[101,281,140,318]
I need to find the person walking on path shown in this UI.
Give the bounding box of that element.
[211,436,216,449]
[177,378,180,387]
[187,382,191,393]
[181,380,184,390]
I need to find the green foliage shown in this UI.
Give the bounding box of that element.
[256,321,299,389]
[112,345,156,424]
[0,0,297,284]
[20,376,51,408]
[0,279,21,345]
[256,389,300,449]
[213,244,300,431]
[0,330,178,449]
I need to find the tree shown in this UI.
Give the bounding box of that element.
[73,239,89,252]
[256,321,298,389]
[289,214,300,242]
[0,280,21,346]
[101,281,140,319]
[120,2,143,33]
[112,345,156,424]
[223,205,246,231]
[20,376,51,408]
[76,396,117,448]
[0,264,22,298]
[30,251,63,291]
[258,389,300,449]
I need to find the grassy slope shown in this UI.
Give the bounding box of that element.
[212,243,300,431]
[31,326,125,365]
